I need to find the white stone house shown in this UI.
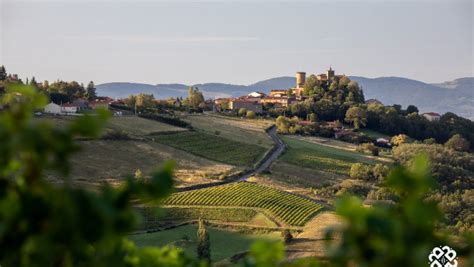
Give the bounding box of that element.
[422,112,441,122]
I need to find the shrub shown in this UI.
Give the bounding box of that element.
[350,163,373,181]
[102,129,131,140]
[238,108,247,116]
[246,110,256,119]
[445,134,470,152]
[391,134,410,146]
[281,230,293,244]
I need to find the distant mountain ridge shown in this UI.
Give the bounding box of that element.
[97,76,473,120]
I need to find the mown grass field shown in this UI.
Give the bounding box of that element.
[152,131,268,167]
[280,136,380,176]
[129,224,279,262]
[182,114,274,148]
[162,182,323,226]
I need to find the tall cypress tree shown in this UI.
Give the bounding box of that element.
[197,218,211,263]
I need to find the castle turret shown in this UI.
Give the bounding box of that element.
[296,72,306,88]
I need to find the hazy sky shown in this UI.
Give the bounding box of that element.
[1,0,473,85]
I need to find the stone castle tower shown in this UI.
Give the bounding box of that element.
[296,72,306,89]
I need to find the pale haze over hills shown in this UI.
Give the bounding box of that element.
[97,76,474,119]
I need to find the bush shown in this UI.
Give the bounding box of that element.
[391,134,410,146]
[246,110,256,119]
[238,108,247,116]
[102,129,131,140]
[350,163,373,181]
[445,134,470,152]
[281,230,293,244]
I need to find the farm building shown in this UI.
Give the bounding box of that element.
[44,102,62,114]
[229,99,262,114]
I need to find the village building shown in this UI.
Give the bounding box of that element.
[422,112,441,122]
[229,99,263,114]
[61,103,80,114]
[247,91,266,98]
[89,99,110,110]
[269,90,288,97]
[44,102,62,114]
[72,99,89,111]
[260,96,294,108]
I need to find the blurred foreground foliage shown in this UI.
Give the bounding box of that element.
[0,85,472,267]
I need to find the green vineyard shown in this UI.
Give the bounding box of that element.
[152,131,267,166]
[163,182,323,226]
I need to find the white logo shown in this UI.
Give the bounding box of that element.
[429,246,458,267]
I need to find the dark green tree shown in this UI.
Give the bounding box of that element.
[197,218,211,263]
[0,65,6,81]
[86,81,97,100]
[406,105,419,114]
[345,106,367,129]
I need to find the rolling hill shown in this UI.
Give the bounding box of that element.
[97,76,473,119]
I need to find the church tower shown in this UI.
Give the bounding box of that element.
[327,66,335,80]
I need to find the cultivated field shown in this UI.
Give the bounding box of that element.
[181,113,274,148]
[129,224,279,262]
[152,131,268,167]
[46,140,235,188]
[280,136,381,176]
[162,182,323,226]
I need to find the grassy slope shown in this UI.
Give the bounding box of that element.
[39,116,234,187]
[129,225,279,262]
[280,136,379,176]
[152,131,267,167]
[34,115,184,136]
[182,114,274,148]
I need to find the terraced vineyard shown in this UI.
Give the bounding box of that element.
[152,131,267,166]
[163,182,323,226]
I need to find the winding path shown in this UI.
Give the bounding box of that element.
[176,125,285,191]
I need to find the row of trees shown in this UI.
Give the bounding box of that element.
[0,65,97,103]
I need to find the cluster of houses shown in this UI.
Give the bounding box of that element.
[43,97,114,115]
[213,67,348,114]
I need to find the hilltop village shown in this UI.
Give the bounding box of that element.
[216,67,350,113]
